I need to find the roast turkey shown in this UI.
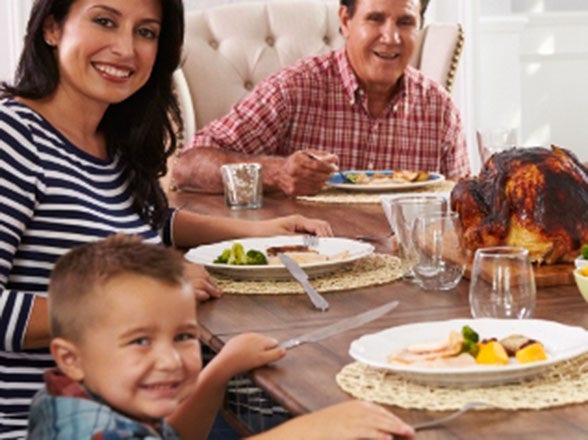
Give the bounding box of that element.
[451,146,588,264]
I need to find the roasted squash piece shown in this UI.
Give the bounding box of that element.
[515,342,547,363]
[475,341,509,365]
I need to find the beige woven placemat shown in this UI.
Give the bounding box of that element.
[213,254,402,294]
[297,180,456,204]
[336,353,588,411]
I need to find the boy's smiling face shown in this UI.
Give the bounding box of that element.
[65,273,201,421]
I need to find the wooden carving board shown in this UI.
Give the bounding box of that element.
[464,263,575,287]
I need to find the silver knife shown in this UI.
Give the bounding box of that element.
[278,252,330,311]
[279,300,399,349]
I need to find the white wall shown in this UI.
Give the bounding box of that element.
[0,0,34,83]
[478,11,588,162]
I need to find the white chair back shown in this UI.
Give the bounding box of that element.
[175,1,464,143]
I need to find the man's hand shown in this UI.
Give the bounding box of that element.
[273,150,339,196]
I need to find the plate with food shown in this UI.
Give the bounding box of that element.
[327,170,445,192]
[348,318,588,386]
[185,235,374,280]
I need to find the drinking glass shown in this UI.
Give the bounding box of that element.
[412,212,467,290]
[220,163,263,209]
[469,247,536,319]
[385,196,447,278]
[477,128,517,164]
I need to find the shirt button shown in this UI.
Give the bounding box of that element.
[266,36,275,46]
[209,40,219,49]
[244,81,254,91]
[368,163,374,170]
[323,35,330,45]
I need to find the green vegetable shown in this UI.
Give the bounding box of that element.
[214,243,268,266]
[246,249,268,265]
[345,173,359,183]
[461,325,479,343]
[462,339,479,357]
[227,243,247,265]
[213,248,231,264]
[460,325,480,357]
[581,244,588,259]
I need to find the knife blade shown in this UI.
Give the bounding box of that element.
[279,300,399,349]
[278,252,330,311]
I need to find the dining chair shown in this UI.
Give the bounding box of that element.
[173,1,465,144]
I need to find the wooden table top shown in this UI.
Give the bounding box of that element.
[169,191,588,440]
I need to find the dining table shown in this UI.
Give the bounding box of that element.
[169,190,588,440]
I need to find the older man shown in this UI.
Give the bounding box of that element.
[173,0,469,195]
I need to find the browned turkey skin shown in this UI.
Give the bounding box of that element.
[451,146,588,264]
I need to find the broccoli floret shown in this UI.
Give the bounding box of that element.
[582,244,588,259]
[213,248,231,264]
[462,339,479,357]
[227,243,247,265]
[462,325,479,343]
[460,325,480,358]
[246,249,268,265]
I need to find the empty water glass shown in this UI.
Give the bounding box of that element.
[412,212,467,291]
[385,195,447,278]
[469,246,536,319]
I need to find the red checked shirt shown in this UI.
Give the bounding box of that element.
[188,49,470,179]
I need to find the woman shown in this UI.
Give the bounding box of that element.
[0,0,331,436]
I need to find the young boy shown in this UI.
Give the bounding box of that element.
[28,234,414,439]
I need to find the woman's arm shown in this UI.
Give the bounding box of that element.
[0,104,51,352]
[171,210,332,249]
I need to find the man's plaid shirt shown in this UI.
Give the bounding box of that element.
[188,49,470,179]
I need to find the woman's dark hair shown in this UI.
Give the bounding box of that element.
[340,0,430,23]
[1,0,184,229]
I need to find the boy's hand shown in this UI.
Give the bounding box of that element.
[300,400,415,440]
[218,333,286,377]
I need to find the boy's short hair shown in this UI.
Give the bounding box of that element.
[48,234,187,340]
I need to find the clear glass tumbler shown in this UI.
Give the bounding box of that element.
[469,246,536,319]
[385,195,447,278]
[412,212,467,291]
[220,163,263,210]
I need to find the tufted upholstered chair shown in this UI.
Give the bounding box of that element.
[173,1,464,145]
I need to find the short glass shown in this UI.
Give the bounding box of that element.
[384,195,447,278]
[469,246,536,319]
[411,212,467,291]
[220,163,263,210]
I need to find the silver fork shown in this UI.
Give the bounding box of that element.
[413,401,493,431]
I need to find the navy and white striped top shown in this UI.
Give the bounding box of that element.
[0,98,170,438]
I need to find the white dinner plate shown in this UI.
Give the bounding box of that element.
[327,171,445,192]
[349,318,588,387]
[185,235,374,280]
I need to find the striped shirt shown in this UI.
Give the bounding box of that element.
[0,98,167,438]
[188,48,470,180]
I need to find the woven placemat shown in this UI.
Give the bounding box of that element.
[297,181,456,204]
[213,253,402,294]
[336,353,588,411]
